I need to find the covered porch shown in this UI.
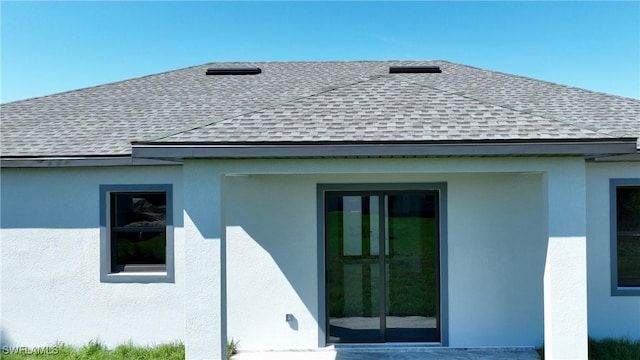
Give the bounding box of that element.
[181,156,588,359]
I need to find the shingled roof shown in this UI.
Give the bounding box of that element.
[1,60,639,162]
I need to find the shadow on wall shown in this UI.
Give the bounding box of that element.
[224,172,548,348]
[224,174,321,329]
[1,327,14,347]
[286,314,299,331]
[0,167,183,229]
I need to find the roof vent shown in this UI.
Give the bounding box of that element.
[389,66,441,74]
[206,67,262,75]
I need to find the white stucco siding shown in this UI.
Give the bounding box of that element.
[182,161,226,360]
[4,156,623,356]
[223,164,548,350]
[586,162,640,340]
[542,161,589,359]
[225,174,319,351]
[447,172,546,347]
[0,166,185,348]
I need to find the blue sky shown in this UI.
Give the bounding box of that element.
[1,1,638,103]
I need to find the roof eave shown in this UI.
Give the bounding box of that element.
[3,139,636,168]
[132,138,638,160]
[589,153,640,162]
[0,156,182,168]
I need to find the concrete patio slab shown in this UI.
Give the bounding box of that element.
[232,346,540,360]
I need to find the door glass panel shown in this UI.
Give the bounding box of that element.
[326,191,439,343]
[369,197,380,256]
[385,194,439,342]
[327,195,381,342]
[342,196,363,256]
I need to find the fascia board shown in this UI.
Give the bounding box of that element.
[3,140,636,167]
[0,157,181,168]
[590,153,640,162]
[131,140,638,160]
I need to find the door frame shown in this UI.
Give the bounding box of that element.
[317,183,449,346]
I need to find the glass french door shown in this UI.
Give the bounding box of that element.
[325,191,440,343]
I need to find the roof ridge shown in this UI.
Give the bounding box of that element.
[148,74,387,142]
[449,61,640,102]
[0,61,215,105]
[401,77,617,139]
[4,60,637,105]
[0,60,438,105]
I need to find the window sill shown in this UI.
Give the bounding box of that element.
[101,271,173,284]
[109,271,167,276]
[611,287,640,296]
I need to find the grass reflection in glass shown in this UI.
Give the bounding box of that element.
[327,212,437,318]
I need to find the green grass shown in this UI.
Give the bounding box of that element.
[536,337,640,359]
[1,341,184,360]
[226,338,238,360]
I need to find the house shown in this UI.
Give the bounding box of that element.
[1,60,639,359]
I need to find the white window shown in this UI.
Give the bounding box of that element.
[100,184,174,283]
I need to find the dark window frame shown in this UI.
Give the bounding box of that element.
[100,184,174,283]
[610,178,640,296]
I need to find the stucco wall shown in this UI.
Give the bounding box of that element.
[3,157,636,354]
[0,166,184,348]
[447,172,546,347]
[586,162,640,339]
[224,167,547,350]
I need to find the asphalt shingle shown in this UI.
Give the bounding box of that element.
[1,60,638,157]
[162,76,607,143]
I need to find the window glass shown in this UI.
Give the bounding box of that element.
[110,192,167,272]
[111,193,166,228]
[112,232,166,269]
[616,186,640,288]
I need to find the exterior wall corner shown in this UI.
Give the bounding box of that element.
[543,161,589,359]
